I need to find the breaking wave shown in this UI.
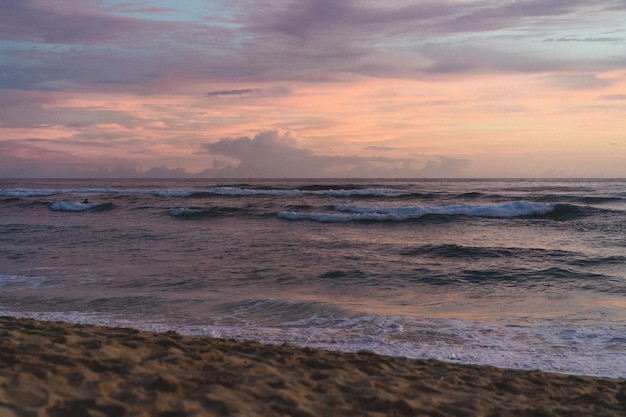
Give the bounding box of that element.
[168,206,245,218]
[204,186,406,197]
[278,202,568,222]
[50,201,114,212]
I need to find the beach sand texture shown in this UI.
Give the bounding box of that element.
[1,316,624,417]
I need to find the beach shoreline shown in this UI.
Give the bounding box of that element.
[1,316,624,416]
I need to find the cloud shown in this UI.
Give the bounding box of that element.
[0,0,170,45]
[1,1,625,178]
[207,89,261,97]
[0,138,89,177]
[0,90,56,108]
[365,146,396,151]
[543,74,617,90]
[544,37,624,42]
[0,136,150,178]
[0,1,231,91]
[0,105,141,129]
[2,0,624,94]
[248,0,596,40]
[201,130,469,178]
[601,94,626,100]
[238,0,626,78]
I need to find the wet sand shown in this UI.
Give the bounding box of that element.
[1,316,624,416]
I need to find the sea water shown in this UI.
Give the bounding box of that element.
[1,178,625,378]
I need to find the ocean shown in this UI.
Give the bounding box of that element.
[1,178,625,378]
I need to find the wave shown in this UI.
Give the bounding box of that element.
[215,298,357,327]
[0,273,57,290]
[1,186,408,199]
[296,184,363,191]
[533,194,626,205]
[204,186,407,197]
[4,307,624,378]
[399,244,573,260]
[278,201,561,222]
[0,186,207,199]
[50,201,114,212]
[400,245,625,269]
[152,189,197,198]
[1,188,60,197]
[168,206,244,218]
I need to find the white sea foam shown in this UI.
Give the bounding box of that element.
[50,201,97,212]
[207,187,405,197]
[2,186,405,198]
[153,189,197,198]
[1,187,191,198]
[279,201,556,222]
[1,188,60,197]
[2,178,624,380]
[199,311,626,378]
[4,308,621,378]
[168,208,204,216]
[0,274,54,289]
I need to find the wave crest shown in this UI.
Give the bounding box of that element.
[50,201,114,212]
[279,201,558,222]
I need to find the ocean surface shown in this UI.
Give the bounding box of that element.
[1,178,625,378]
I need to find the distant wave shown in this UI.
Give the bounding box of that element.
[1,186,407,198]
[168,206,245,218]
[50,201,114,212]
[278,201,560,222]
[1,188,60,197]
[169,207,204,217]
[152,189,197,198]
[1,187,146,198]
[0,273,56,290]
[204,186,407,197]
[533,194,625,205]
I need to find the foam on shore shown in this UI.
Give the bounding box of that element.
[1,316,624,416]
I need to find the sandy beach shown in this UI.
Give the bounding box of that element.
[1,316,624,416]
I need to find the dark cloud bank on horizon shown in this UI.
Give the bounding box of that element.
[199,130,469,178]
[0,131,469,178]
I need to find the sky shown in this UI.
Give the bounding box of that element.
[1,0,625,178]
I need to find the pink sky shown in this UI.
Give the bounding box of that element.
[1,1,625,178]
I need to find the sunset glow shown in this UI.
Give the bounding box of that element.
[1,1,625,177]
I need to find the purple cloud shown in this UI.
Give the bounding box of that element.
[207,89,261,97]
[2,0,624,93]
[201,130,469,178]
[0,0,170,45]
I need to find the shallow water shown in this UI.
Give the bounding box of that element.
[1,178,625,377]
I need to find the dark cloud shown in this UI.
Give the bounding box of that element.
[0,90,56,108]
[201,130,469,178]
[0,0,169,45]
[248,1,451,41]
[443,0,587,32]
[248,0,602,42]
[238,0,626,78]
[1,0,624,93]
[207,89,261,97]
[0,1,230,91]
